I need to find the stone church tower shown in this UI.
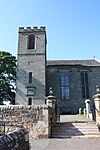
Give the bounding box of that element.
[15,27,47,105]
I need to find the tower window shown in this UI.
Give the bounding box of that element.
[29,72,32,83]
[81,72,89,99]
[28,35,35,49]
[28,98,32,105]
[27,87,36,96]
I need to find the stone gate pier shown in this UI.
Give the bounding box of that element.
[93,89,100,125]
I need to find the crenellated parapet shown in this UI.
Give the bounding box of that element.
[19,26,46,32]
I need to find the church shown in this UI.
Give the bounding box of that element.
[15,26,100,114]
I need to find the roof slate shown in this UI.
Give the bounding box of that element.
[47,59,100,67]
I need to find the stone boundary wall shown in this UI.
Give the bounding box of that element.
[0,105,49,139]
[0,128,29,150]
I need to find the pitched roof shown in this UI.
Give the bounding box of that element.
[47,59,100,67]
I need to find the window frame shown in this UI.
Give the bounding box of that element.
[27,87,36,96]
[27,34,35,50]
[29,72,32,83]
[81,72,89,99]
[60,73,69,100]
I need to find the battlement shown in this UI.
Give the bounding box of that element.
[19,26,46,32]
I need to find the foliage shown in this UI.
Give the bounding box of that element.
[0,51,16,104]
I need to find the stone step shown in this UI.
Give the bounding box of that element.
[52,115,100,138]
[52,125,99,129]
[52,128,99,133]
[52,121,100,138]
[52,131,100,135]
[53,125,99,128]
[53,125,98,129]
[52,130,100,134]
[55,122,97,126]
[55,123,96,126]
[52,128,99,131]
[54,124,97,126]
[52,134,100,138]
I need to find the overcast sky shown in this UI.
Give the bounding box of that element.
[0,0,100,60]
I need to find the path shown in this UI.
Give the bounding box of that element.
[30,138,100,150]
[29,115,100,150]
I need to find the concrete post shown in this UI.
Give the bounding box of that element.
[85,99,90,118]
[93,93,100,124]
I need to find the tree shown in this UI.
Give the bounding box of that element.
[0,51,16,104]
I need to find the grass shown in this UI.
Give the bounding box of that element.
[77,114,86,117]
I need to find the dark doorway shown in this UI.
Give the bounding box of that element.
[28,98,32,105]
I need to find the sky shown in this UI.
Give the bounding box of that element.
[0,0,100,60]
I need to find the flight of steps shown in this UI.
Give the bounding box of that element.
[52,118,100,138]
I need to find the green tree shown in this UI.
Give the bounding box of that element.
[0,51,16,104]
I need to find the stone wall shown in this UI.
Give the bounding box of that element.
[0,128,29,150]
[0,105,49,139]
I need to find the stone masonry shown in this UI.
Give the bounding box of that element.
[16,27,47,105]
[0,105,49,139]
[0,128,29,150]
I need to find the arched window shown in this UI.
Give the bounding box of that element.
[28,35,35,49]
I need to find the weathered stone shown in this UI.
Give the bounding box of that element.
[0,105,49,139]
[93,93,100,124]
[16,27,46,105]
[0,128,29,150]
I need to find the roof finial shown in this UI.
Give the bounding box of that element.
[96,85,100,94]
[49,87,53,96]
[93,55,96,58]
